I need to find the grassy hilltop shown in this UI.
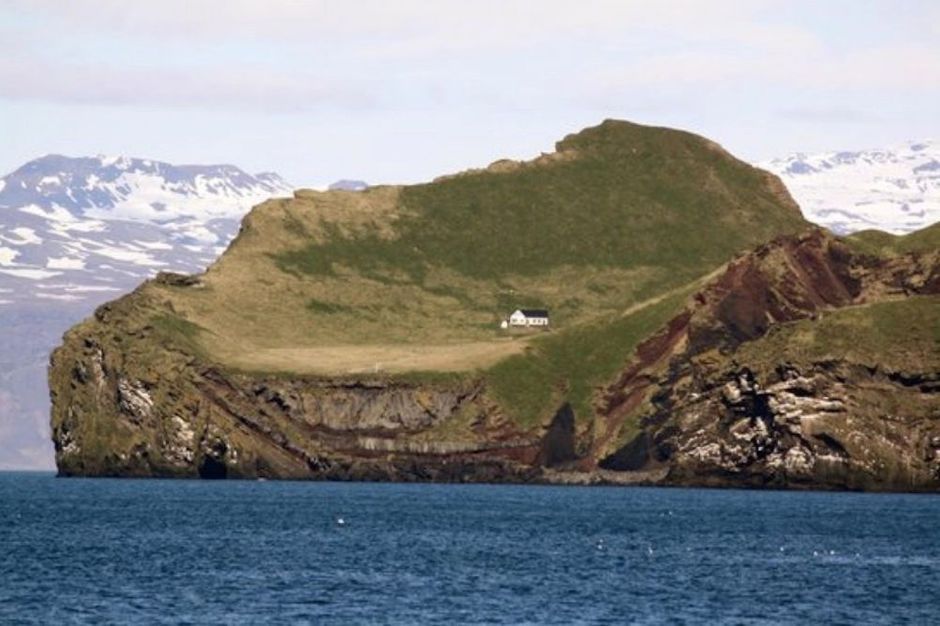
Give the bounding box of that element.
[134,120,808,428]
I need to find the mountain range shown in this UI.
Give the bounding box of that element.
[761,140,939,235]
[0,154,292,307]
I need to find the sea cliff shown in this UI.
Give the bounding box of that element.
[49,120,940,490]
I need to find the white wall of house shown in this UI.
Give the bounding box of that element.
[509,311,528,326]
[508,309,549,327]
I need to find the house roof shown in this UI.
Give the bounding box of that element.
[515,308,549,318]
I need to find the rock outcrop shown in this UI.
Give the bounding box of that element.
[597,230,940,490]
[632,362,940,490]
[52,335,544,481]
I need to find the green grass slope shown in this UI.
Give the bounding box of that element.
[735,296,940,375]
[144,119,808,428]
[278,120,801,282]
[847,221,940,256]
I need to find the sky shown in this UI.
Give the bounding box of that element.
[1,0,939,187]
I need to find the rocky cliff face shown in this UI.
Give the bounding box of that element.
[597,230,940,490]
[49,229,939,490]
[661,362,940,490]
[51,325,547,481]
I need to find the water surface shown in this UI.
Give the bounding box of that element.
[1,473,938,624]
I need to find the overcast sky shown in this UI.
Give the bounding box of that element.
[2,0,939,186]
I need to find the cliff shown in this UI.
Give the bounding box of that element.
[48,120,940,490]
[597,230,940,490]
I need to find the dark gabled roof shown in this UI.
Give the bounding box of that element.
[518,308,549,318]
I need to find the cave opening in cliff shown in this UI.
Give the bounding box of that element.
[198,456,228,479]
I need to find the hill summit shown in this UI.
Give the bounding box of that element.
[180,119,806,362]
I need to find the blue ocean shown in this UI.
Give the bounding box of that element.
[1,473,938,624]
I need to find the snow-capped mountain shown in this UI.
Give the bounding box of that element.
[0,154,292,306]
[0,154,289,221]
[0,154,292,469]
[762,140,940,235]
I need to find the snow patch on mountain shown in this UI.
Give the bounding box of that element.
[9,227,42,244]
[1,154,292,224]
[0,154,293,307]
[0,247,19,266]
[46,256,86,270]
[762,140,940,234]
[0,268,62,280]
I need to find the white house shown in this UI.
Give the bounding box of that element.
[507,308,550,328]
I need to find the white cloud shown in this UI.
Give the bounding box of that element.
[0,0,937,183]
[585,41,940,97]
[787,43,940,90]
[3,1,938,114]
[9,1,785,45]
[0,56,375,112]
[778,107,881,124]
[0,268,62,280]
[0,246,19,266]
[46,256,86,270]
